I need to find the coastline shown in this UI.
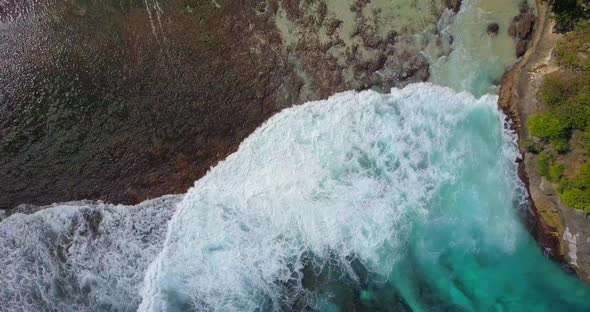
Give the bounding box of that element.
[4,1,590,309]
[498,0,590,283]
[4,0,587,281]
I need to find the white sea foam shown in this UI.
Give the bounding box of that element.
[0,196,180,312]
[138,83,519,311]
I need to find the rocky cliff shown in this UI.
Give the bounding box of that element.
[499,0,590,283]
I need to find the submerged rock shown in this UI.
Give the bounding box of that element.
[509,1,534,40]
[445,0,463,13]
[509,22,517,37]
[517,13,535,39]
[373,38,431,90]
[487,22,500,35]
[509,3,535,59]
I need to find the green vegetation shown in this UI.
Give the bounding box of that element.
[560,162,590,211]
[547,0,589,31]
[549,162,565,181]
[536,152,554,178]
[583,130,590,152]
[554,22,590,70]
[535,152,563,182]
[520,139,543,153]
[527,20,590,211]
[527,113,568,140]
[534,151,590,211]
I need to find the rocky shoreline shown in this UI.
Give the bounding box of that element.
[499,0,590,283]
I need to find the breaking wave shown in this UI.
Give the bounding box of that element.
[0,196,180,311]
[2,84,590,312]
[138,84,590,311]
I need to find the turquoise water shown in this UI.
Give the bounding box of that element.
[427,0,536,96]
[138,85,590,311]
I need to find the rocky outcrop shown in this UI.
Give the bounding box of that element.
[373,37,431,90]
[0,0,450,211]
[516,12,535,39]
[487,22,500,36]
[509,3,535,57]
[445,0,463,13]
[500,0,590,283]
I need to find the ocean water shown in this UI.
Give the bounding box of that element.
[0,196,181,311]
[2,1,590,312]
[4,85,589,312]
[136,84,590,311]
[427,0,535,96]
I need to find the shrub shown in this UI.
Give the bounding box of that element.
[572,161,590,188]
[549,162,566,181]
[552,97,590,129]
[583,130,590,152]
[555,22,590,69]
[559,160,590,211]
[520,139,543,153]
[527,113,569,140]
[549,0,586,32]
[537,152,555,177]
[539,72,580,107]
[551,137,570,153]
[561,188,590,212]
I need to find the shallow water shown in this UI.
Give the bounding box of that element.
[427,0,535,96]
